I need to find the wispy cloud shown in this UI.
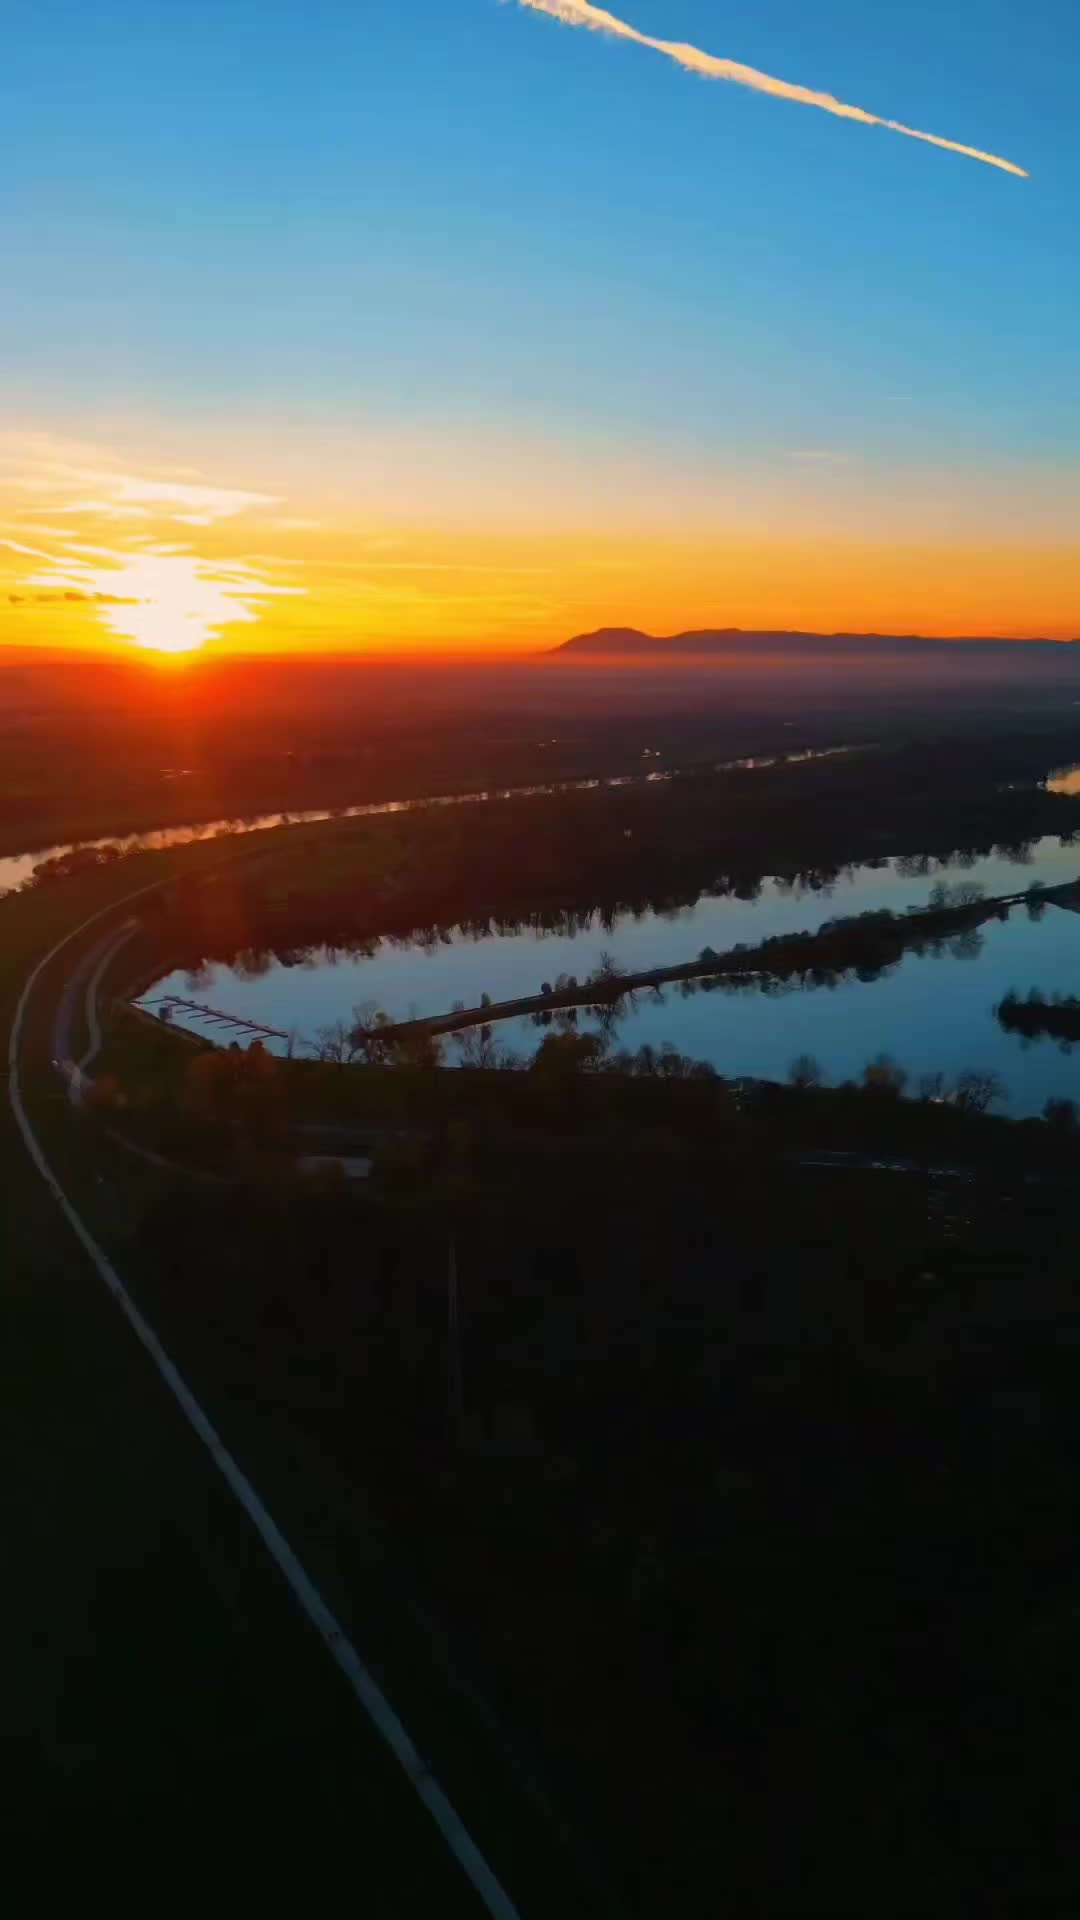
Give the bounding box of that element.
[38,474,277,524]
[0,537,54,560]
[103,473,278,518]
[41,501,154,520]
[515,0,1027,178]
[0,435,297,653]
[4,537,300,654]
[0,434,279,526]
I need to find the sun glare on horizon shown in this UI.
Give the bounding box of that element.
[19,544,301,656]
[0,446,303,656]
[0,441,305,660]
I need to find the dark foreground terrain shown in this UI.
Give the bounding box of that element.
[70,736,1080,1912]
[109,1028,1080,1914]
[11,662,1080,1911]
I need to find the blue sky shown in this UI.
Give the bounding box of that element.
[3,1,1078,650]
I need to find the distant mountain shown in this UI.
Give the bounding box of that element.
[555,627,1080,658]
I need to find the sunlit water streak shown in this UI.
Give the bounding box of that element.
[0,744,864,896]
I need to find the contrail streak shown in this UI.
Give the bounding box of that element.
[515,0,1028,178]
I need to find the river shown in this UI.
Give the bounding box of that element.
[0,742,869,899]
[138,827,1080,1118]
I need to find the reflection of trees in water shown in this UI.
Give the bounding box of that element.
[995,839,1036,865]
[231,946,275,981]
[948,928,986,961]
[929,879,985,911]
[156,810,1077,1000]
[492,896,997,1059]
[998,989,1080,1049]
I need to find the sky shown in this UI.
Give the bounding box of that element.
[2,0,1078,656]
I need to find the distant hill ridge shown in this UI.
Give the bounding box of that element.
[555,627,1080,658]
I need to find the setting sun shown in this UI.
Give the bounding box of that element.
[0,444,302,655]
[7,1,1080,1900]
[5,430,1080,660]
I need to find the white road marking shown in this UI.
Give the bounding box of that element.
[8,883,520,1920]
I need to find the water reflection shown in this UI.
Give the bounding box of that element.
[140,838,1080,1117]
[479,901,1080,1118]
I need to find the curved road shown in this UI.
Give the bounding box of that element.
[4,884,521,1908]
[50,917,137,1102]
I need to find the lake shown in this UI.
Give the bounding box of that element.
[139,833,1080,1117]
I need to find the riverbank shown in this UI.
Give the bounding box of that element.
[365,878,1066,1042]
[128,841,1080,1115]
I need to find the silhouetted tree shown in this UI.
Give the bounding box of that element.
[862,1053,907,1098]
[530,1030,608,1081]
[315,1019,360,1066]
[953,1068,1006,1114]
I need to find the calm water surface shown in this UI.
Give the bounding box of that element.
[141,835,1080,1117]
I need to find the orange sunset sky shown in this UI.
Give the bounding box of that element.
[4,3,1078,660]
[3,424,1079,659]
